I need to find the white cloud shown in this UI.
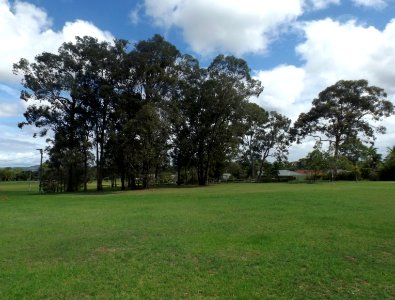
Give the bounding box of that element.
[288,139,316,161]
[141,0,345,55]
[0,102,19,117]
[61,20,114,43]
[297,18,395,94]
[253,65,306,119]
[307,0,341,10]
[0,0,114,164]
[254,17,395,159]
[143,0,304,55]
[0,83,23,117]
[129,4,141,25]
[0,0,114,82]
[352,0,387,9]
[0,124,47,167]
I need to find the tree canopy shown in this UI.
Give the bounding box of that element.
[13,37,395,190]
[293,79,394,176]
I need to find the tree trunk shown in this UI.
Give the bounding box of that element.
[120,165,126,191]
[249,135,255,181]
[155,163,159,185]
[257,158,266,181]
[67,164,74,192]
[130,176,136,190]
[96,141,103,191]
[198,174,206,185]
[196,142,208,186]
[197,161,206,185]
[251,156,255,182]
[142,161,149,189]
[333,138,340,180]
[83,147,88,192]
[177,158,181,185]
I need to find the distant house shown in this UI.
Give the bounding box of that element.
[278,170,306,181]
[222,173,232,181]
[295,169,314,176]
[296,169,326,180]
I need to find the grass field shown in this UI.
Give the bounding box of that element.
[0,181,394,299]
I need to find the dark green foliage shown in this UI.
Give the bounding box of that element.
[241,103,291,181]
[380,146,395,180]
[14,46,90,191]
[293,80,394,178]
[294,80,393,144]
[14,36,394,191]
[15,35,265,190]
[304,142,329,181]
[192,55,263,185]
[254,112,291,180]
[0,168,37,181]
[241,102,268,180]
[14,36,178,191]
[169,54,263,185]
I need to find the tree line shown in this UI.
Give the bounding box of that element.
[14,35,394,192]
[0,168,38,182]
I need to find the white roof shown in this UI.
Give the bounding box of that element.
[278,170,304,177]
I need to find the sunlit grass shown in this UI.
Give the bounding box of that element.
[0,181,394,299]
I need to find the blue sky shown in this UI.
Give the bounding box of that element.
[1,0,395,166]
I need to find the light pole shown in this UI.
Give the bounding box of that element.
[36,148,43,193]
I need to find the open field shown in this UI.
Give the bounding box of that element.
[0,181,394,299]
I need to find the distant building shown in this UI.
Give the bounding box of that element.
[278,170,306,181]
[222,173,231,181]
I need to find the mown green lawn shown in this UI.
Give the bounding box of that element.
[0,181,394,299]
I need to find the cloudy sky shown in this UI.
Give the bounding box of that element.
[1,0,395,167]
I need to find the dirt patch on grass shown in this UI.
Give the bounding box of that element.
[95,246,127,254]
[0,194,9,201]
